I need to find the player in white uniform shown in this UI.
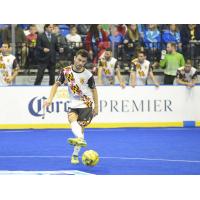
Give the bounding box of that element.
[130,51,159,87]
[44,49,98,164]
[175,59,198,87]
[97,48,125,88]
[0,43,20,86]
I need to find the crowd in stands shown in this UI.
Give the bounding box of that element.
[0,24,200,86]
[0,24,200,68]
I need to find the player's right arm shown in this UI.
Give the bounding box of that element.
[44,69,65,107]
[44,83,59,107]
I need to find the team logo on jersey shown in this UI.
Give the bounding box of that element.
[136,63,141,70]
[103,68,111,75]
[66,73,74,82]
[0,63,6,69]
[64,66,93,108]
[80,78,85,84]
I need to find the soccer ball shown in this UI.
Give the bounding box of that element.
[82,150,99,166]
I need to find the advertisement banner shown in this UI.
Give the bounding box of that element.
[0,86,200,128]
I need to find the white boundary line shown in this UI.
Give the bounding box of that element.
[0,155,200,163]
[0,170,94,175]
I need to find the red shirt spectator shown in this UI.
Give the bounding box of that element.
[85,25,109,63]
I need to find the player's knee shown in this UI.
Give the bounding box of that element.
[68,112,78,123]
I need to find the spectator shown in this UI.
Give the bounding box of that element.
[26,25,38,65]
[97,48,125,88]
[52,24,68,61]
[66,25,82,61]
[160,42,185,85]
[116,24,127,36]
[162,24,182,51]
[101,24,110,34]
[66,25,82,48]
[143,24,161,62]
[180,24,200,59]
[53,24,67,47]
[130,51,159,86]
[124,24,141,60]
[108,25,124,59]
[2,24,27,68]
[137,24,147,40]
[59,24,70,37]
[175,59,198,87]
[108,25,124,47]
[0,43,20,86]
[76,24,91,36]
[34,24,64,85]
[143,24,161,49]
[85,24,109,63]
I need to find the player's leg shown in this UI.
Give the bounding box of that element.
[68,112,86,164]
[67,111,87,147]
[71,126,85,164]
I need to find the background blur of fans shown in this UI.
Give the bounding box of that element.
[0,24,199,85]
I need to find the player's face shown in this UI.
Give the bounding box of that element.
[166,44,173,53]
[138,53,145,63]
[1,44,9,54]
[184,65,192,73]
[104,51,112,60]
[74,55,87,70]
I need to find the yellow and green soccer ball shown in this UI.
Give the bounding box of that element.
[82,150,99,166]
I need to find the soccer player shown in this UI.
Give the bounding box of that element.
[0,43,20,86]
[97,48,125,88]
[44,49,98,164]
[130,51,159,87]
[175,59,198,87]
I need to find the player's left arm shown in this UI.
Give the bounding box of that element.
[115,62,125,89]
[5,59,20,84]
[88,75,99,116]
[190,71,198,87]
[91,88,98,117]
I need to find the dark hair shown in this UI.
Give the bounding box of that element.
[89,24,100,39]
[105,48,112,52]
[70,24,76,29]
[2,42,11,48]
[76,49,89,58]
[138,50,146,56]
[29,24,36,29]
[185,59,192,66]
[44,24,51,31]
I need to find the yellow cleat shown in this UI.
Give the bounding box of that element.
[68,138,87,147]
[71,155,80,165]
